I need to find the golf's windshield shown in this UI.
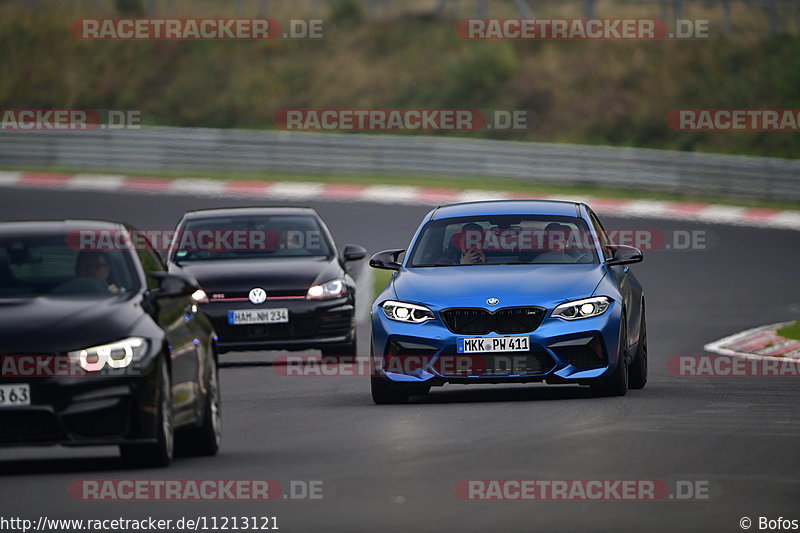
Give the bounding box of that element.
[173,215,334,262]
[0,235,139,297]
[409,215,599,267]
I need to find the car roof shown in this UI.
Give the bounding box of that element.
[182,206,318,219]
[431,200,583,220]
[0,219,127,236]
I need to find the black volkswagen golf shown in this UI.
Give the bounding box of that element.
[167,207,366,355]
[0,220,219,467]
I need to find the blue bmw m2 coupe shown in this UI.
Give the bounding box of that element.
[369,200,647,404]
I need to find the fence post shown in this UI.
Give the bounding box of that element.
[583,0,596,19]
[722,0,731,35]
[475,0,487,17]
[768,0,777,36]
[511,0,533,19]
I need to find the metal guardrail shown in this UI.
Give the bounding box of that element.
[0,126,798,202]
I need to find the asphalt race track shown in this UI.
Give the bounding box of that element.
[1,188,799,533]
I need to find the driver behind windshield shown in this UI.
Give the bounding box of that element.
[531,223,578,263]
[437,222,486,265]
[54,251,119,294]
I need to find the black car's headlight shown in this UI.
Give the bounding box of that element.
[68,337,148,372]
[551,297,611,320]
[307,279,346,299]
[381,300,435,323]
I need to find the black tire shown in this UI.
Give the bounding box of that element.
[370,376,411,405]
[178,351,221,456]
[321,333,357,363]
[628,305,648,390]
[120,357,174,467]
[591,314,629,397]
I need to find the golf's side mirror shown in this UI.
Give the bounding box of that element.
[342,244,367,262]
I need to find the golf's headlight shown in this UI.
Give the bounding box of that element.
[382,300,435,323]
[191,289,208,303]
[551,296,611,320]
[68,337,148,372]
[307,279,346,299]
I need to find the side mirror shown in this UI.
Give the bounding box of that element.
[342,244,367,262]
[369,249,404,271]
[607,245,643,266]
[150,271,200,298]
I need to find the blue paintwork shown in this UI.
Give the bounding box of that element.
[371,200,644,387]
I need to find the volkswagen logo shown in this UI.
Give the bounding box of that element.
[486,298,499,306]
[248,287,267,304]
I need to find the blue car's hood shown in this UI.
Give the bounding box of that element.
[391,264,607,309]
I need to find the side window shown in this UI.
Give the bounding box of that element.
[588,211,613,261]
[135,236,166,290]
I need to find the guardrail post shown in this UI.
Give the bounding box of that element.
[511,0,534,19]
[767,0,778,36]
[475,0,487,18]
[583,0,596,19]
[722,0,731,35]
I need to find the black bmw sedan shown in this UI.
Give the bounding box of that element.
[0,220,219,467]
[167,207,366,355]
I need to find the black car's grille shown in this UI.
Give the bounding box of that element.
[0,410,64,443]
[317,313,353,337]
[440,307,546,335]
[208,288,308,300]
[63,401,130,438]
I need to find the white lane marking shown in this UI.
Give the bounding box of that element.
[169,178,227,196]
[68,174,127,190]
[360,186,421,204]
[454,189,511,203]
[696,205,748,224]
[0,171,22,186]
[267,182,325,199]
[616,200,675,218]
[763,211,800,231]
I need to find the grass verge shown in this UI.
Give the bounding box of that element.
[777,321,800,341]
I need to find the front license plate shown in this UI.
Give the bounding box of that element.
[228,308,289,325]
[457,336,529,354]
[0,384,30,407]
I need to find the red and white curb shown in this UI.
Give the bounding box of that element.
[704,322,800,361]
[1,171,799,231]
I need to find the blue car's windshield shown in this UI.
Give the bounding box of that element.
[408,215,599,267]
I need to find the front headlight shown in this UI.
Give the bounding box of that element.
[381,300,435,323]
[307,279,346,299]
[551,296,611,320]
[68,337,148,372]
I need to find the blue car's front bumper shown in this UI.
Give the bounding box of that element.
[371,301,623,386]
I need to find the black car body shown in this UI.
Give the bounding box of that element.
[167,207,366,355]
[0,220,220,466]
